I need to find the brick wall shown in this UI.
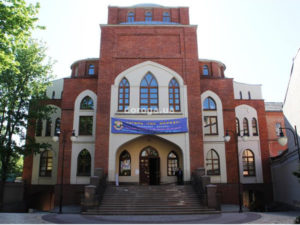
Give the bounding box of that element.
[265,111,287,156]
[108,6,189,24]
[95,24,203,173]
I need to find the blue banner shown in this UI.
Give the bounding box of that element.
[111,118,188,134]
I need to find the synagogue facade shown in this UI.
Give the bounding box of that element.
[23,4,277,210]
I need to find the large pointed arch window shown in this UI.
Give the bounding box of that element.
[118,78,130,112]
[119,150,131,176]
[243,118,249,135]
[80,96,94,110]
[206,149,220,175]
[39,150,53,177]
[242,149,255,176]
[252,118,258,136]
[140,73,158,111]
[169,78,180,112]
[77,149,91,176]
[203,97,216,110]
[167,151,179,176]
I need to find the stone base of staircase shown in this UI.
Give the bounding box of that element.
[83,184,220,215]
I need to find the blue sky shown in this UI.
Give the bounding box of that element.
[28,0,300,102]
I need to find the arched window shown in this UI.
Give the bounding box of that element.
[242,149,255,176]
[88,65,95,75]
[239,91,243,99]
[39,150,53,177]
[206,149,220,175]
[145,11,152,22]
[203,97,216,110]
[119,150,131,176]
[52,91,55,99]
[118,78,130,112]
[243,118,249,135]
[248,91,251,100]
[140,146,158,157]
[80,96,94,110]
[36,119,43,136]
[252,118,258,136]
[163,12,170,22]
[167,151,179,176]
[140,73,158,111]
[236,118,240,136]
[45,119,52,136]
[203,65,209,76]
[77,149,91,176]
[127,12,134,22]
[169,78,180,112]
[54,118,60,136]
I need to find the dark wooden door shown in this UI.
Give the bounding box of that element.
[149,157,160,185]
[140,157,149,184]
[139,146,160,185]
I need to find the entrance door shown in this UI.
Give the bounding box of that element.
[149,158,160,185]
[139,146,160,185]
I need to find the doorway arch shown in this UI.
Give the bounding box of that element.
[139,146,160,185]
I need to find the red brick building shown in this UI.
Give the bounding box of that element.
[23,4,275,210]
[265,102,287,157]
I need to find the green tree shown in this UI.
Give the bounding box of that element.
[0,0,42,74]
[0,39,54,210]
[0,0,54,210]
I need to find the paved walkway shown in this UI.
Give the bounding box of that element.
[0,211,299,224]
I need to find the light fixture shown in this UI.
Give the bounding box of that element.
[278,130,288,146]
[52,135,59,142]
[70,130,77,142]
[224,131,231,142]
[242,132,249,142]
[224,130,249,142]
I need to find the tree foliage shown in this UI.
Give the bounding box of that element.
[0,0,42,74]
[0,0,54,210]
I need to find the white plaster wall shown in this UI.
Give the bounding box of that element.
[31,105,61,184]
[201,90,227,183]
[46,79,64,99]
[233,81,262,100]
[235,104,263,183]
[70,143,95,184]
[70,90,97,184]
[108,61,190,182]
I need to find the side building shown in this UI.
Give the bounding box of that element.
[23,4,274,211]
[271,48,300,209]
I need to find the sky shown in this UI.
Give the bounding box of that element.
[27,0,300,102]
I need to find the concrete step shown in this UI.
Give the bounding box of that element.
[84,184,214,215]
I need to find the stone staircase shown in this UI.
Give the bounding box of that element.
[83,184,219,215]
